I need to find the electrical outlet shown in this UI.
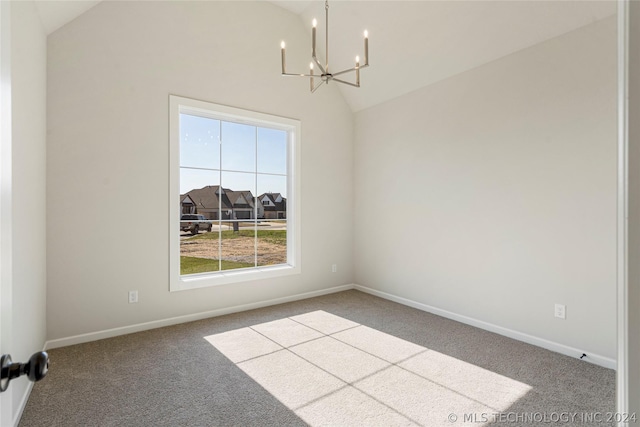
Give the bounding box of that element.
[554,303,566,319]
[331,264,337,273]
[129,290,138,304]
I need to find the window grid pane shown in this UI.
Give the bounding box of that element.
[179,113,288,277]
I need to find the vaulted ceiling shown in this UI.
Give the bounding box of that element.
[35,0,616,112]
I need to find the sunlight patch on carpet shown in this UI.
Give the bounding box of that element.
[204,310,532,426]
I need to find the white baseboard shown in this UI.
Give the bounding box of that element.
[44,283,616,370]
[12,341,47,427]
[45,284,355,350]
[353,284,616,370]
[12,381,33,427]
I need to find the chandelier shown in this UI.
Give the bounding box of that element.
[280,0,369,93]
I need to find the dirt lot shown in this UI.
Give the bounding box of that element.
[180,235,286,265]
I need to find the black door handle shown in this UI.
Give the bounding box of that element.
[0,352,49,392]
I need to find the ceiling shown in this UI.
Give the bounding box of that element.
[34,1,100,35]
[35,1,616,112]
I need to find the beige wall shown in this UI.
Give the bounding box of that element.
[46,1,354,340]
[354,17,618,361]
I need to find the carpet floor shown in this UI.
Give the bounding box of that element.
[19,290,614,426]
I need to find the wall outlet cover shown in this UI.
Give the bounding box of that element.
[554,303,566,319]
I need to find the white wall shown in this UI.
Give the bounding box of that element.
[627,0,640,414]
[9,0,47,422]
[354,17,617,360]
[0,3,12,425]
[46,1,353,340]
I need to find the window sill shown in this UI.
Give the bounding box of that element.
[170,264,301,292]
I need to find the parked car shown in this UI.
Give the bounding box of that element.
[180,214,212,235]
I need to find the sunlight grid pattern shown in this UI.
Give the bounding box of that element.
[204,310,531,427]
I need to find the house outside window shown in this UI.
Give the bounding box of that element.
[169,96,300,291]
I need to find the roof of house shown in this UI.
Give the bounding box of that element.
[181,185,258,210]
[259,192,286,212]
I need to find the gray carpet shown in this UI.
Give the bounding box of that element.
[19,290,614,426]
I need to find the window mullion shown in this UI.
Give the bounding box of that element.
[218,120,222,272]
[254,127,258,267]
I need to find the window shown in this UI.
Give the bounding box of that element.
[169,96,300,291]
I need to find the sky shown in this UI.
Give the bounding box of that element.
[179,113,288,198]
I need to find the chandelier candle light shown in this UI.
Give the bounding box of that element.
[280,0,369,93]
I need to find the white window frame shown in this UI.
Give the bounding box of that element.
[169,95,301,292]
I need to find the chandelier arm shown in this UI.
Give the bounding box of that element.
[312,56,326,75]
[330,68,356,78]
[311,80,324,93]
[332,77,360,88]
[282,72,316,78]
[325,0,329,72]
[331,64,367,78]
